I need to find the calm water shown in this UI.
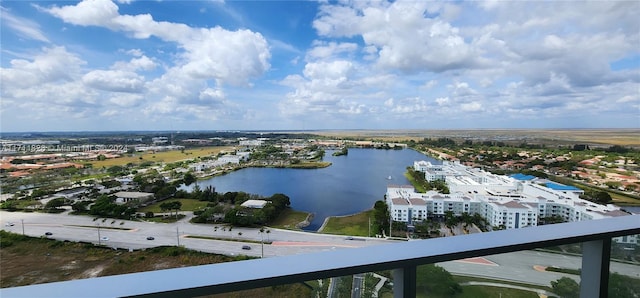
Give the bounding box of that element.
[183,148,438,230]
[622,206,640,214]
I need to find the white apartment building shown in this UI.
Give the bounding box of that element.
[217,153,250,164]
[388,161,633,234]
[239,140,264,146]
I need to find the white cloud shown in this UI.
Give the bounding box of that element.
[3,0,638,130]
[44,0,120,28]
[112,55,156,72]
[179,27,270,85]
[1,7,50,42]
[314,1,481,73]
[460,101,482,112]
[43,0,270,86]
[306,41,358,60]
[82,70,145,93]
[1,46,85,89]
[108,93,143,107]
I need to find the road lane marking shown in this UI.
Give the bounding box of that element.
[454,257,499,266]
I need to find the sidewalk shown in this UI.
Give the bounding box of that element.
[460,281,555,298]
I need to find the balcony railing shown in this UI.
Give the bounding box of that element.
[2,215,639,298]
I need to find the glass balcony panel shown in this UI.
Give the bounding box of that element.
[423,247,584,298]
[609,235,640,297]
[197,272,393,298]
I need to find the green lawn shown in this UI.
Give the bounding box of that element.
[87,146,234,168]
[320,210,373,236]
[138,198,209,213]
[404,172,428,193]
[268,209,310,229]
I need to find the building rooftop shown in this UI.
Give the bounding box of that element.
[545,182,581,191]
[510,173,536,181]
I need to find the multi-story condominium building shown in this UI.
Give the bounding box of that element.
[239,139,264,147]
[389,161,631,233]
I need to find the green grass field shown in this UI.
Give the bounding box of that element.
[268,209,310,229]
[138,198,209,213]
[320,210,373,236]
[86,146,234,168]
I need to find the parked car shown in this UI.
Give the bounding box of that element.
[146,236,155,240]
[45,232,53,236]
[5,222,15,227]
[101,236,109,241]
[241,245,251,250]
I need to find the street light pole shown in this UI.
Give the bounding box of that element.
[21,219,24,235]
[259,228,264,258]
[176,226,180,246]
[97,225,101,245]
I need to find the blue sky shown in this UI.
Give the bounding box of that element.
[1,0,639,132]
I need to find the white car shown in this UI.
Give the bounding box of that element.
[101,236,109,241]
[5,222,15,227]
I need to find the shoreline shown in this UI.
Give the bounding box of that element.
[195,161,332,181]
[317,209,373,234]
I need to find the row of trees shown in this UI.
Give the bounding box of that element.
[407,167,450,194]
[159,201,183,218]
[188,189,291,226]
[84,194,137,219]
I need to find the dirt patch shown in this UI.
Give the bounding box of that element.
[80,264,105,278]
[0,231,240,288]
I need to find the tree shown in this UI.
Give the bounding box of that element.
[608,272,640,298]
[160,201,182,218]
[183,172,196,186]
[71,201,90,213]
[417,264,462,296]
[605,181,622,190]
[444,211,457,228]
[45,198,65,210]
[372,200,390,236]
[106,165,126,176]
[551,277,579,298]
[269,193,291,210]
[171,201,182,218]
[594,191,612,204]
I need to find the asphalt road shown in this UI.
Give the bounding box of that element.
[438,250,640,287]
[0,211,390,257]
[2,211,638,287]
[351,273,364,298]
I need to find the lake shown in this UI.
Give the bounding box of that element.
[183,148,438,230]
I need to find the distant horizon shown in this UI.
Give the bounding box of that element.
[1,1,639,131]
[0,127,640,134]
[2,127,639,135]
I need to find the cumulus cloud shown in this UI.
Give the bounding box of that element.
[314,1,481,73]
[43,0,270,86]
[3,0,638,130]
[306,41,358,60]
[112,55,156,72]
[82,70,145,93]
[1,46,85,89]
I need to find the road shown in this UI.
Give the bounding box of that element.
[351,273,364,298]
[2,211,639,288]
[438,250,640,287]
[0,211,391,258]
